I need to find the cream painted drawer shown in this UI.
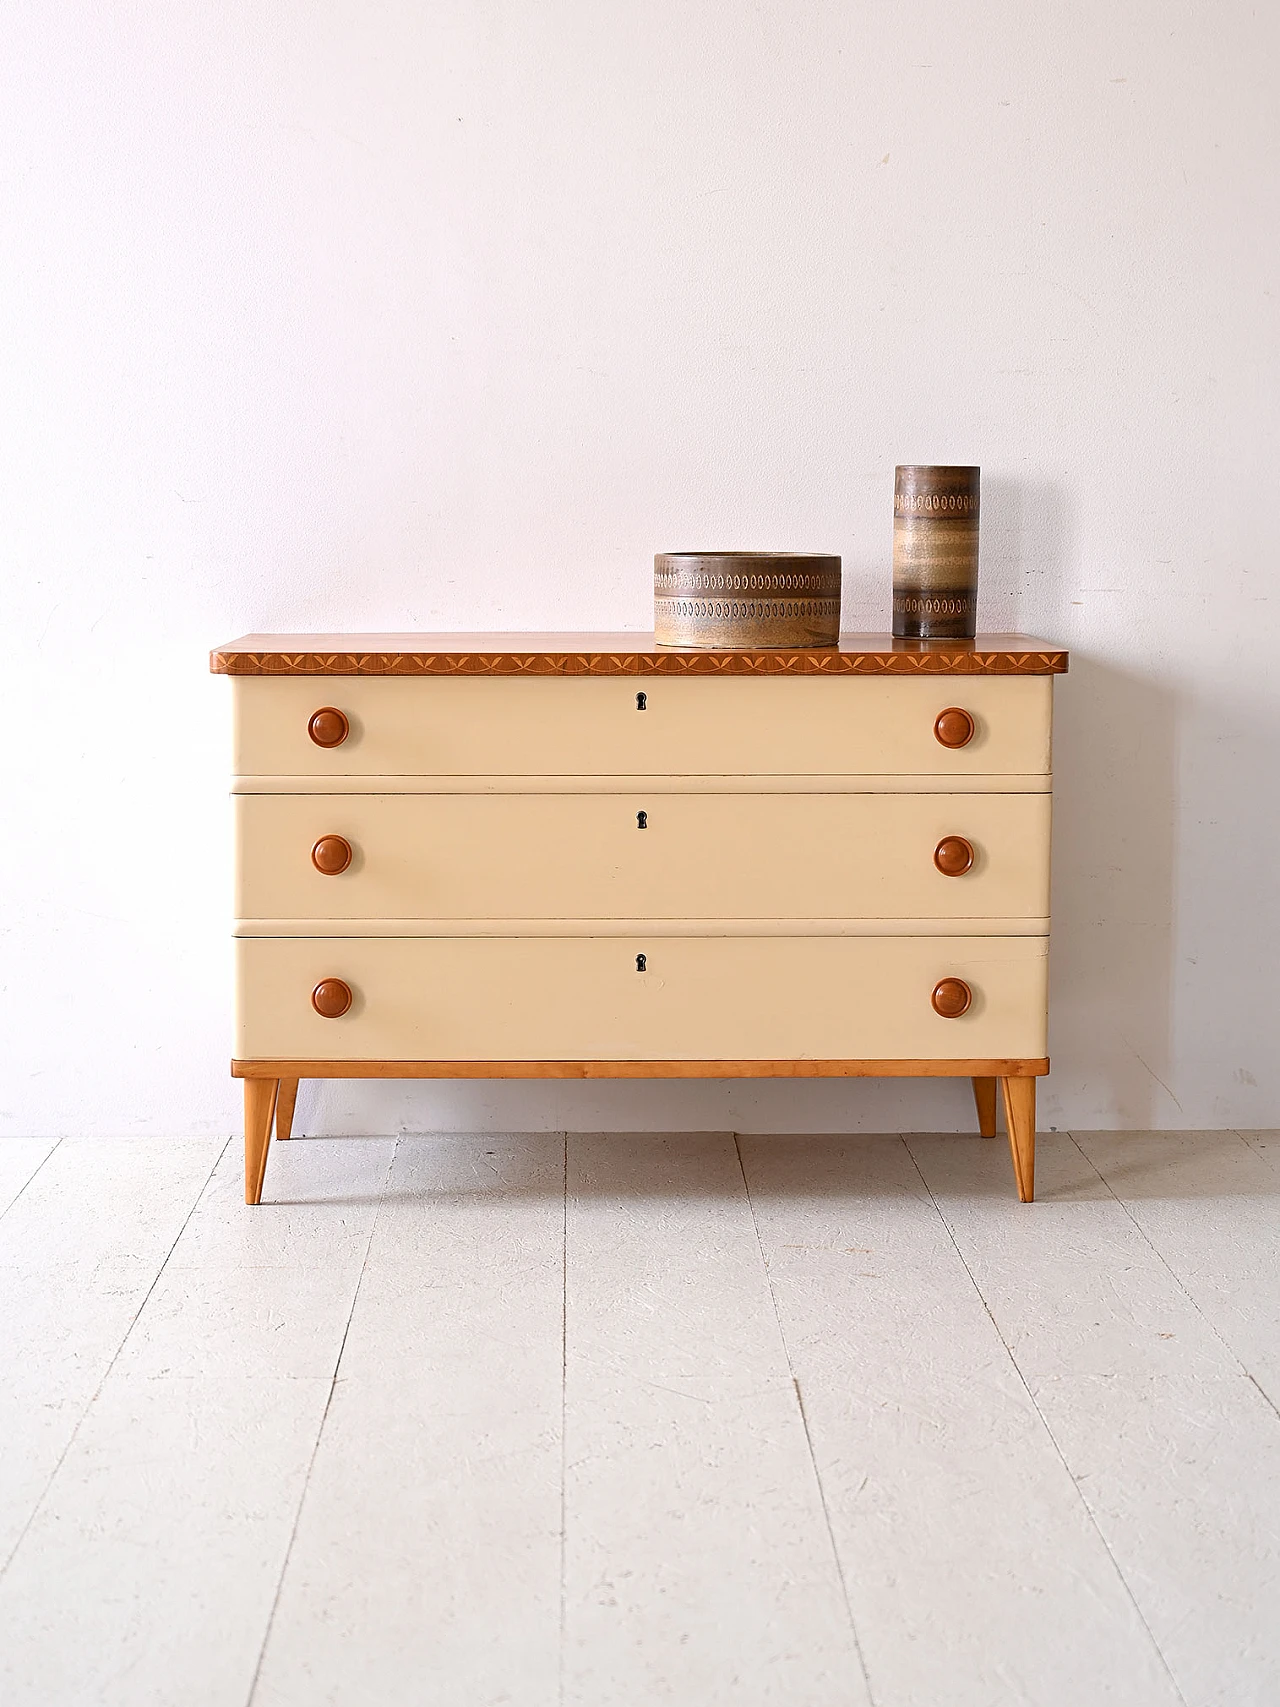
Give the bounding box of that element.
[232,675,1052,778]
[235,792,1052,922]
[234,935,1048,1061]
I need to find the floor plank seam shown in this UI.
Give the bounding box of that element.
[1070,1134,1280,1428]
[0,1137,64,1226]
[1234,1130,1280,1177]
[558,1131,568,1707]
[0,1136,230,1584]
[732,1134,880,1707]
[244,1136,399,1707]
[902,1136,1191,1707]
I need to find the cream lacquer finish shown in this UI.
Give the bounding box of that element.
[231,773,1052,795]
[235,792,1052,922]
[223,643,1061,1202]
[235,936,1049,1062]
[233,675,1052,778]
[234,918,1050,938]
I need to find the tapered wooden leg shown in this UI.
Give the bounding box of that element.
[275,1078,299,1142]
[972,1076,998,1138]
[1000,1076,1036,1203]
[244,1079,279,1206]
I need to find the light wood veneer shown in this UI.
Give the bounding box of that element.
[212,632,1069,676]
[234,1058,1049,1079]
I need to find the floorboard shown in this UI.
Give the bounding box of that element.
[0,1137,223,1565]
[0,1137,393,1707]
[0,1138,59,1220]
[0,1376,329,1707]
[1076,1131,1280,1415]
[2,1129,1279,1705]
[740,1132,1178,1707]
[1235,1129,1280,1174]
[253,1134,565,1707]
[115,1136,396,1380]
[910,1130,1280,1707]
[563,1133,868,1707]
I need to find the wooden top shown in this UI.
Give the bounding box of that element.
[210,633,1068,677]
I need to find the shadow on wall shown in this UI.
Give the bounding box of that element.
[296,1072,991,1145]
[1048,654,1177,1127]
[281,490,1184,1137]
[986,477,1180,1127]
[298,668,1181,1141]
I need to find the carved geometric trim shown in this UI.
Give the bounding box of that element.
[211,645,1069,678]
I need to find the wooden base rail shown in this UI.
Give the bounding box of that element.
[232,1058,1049,1080]
[235,1059,1043,1207]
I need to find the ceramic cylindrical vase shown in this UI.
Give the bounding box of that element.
[892,466,980,639]
[655,552,841,648]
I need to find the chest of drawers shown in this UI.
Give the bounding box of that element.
[212,632,1068,1205]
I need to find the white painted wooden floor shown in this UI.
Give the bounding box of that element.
[1,1128,1278,1707]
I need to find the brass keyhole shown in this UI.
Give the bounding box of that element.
[636,810,648,829]
[635,953,647,972]
[636,691,647,711]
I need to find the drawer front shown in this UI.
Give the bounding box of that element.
[236,792,1051,922]
[235,935,1048,1061]
[233,676,1052,778]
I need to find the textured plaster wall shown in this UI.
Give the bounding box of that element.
[2,1,1277,1136]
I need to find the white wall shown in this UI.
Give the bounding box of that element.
[3,2,1276,1138]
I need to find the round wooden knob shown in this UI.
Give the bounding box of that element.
[931,977,973,1019]
[311,978,352,1019]
[934,707,975,749]
[933,835,975,877]
[311,835,353,876]
[307,707,349,748]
